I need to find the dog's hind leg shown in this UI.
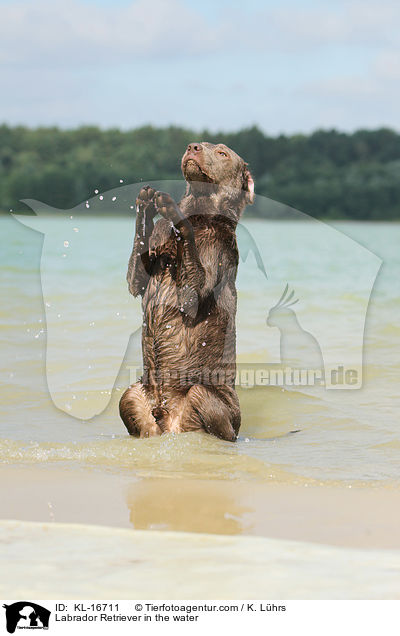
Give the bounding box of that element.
[119,382,161,438]
[181,384,240,442]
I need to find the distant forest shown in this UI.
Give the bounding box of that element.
[1,124,400,219]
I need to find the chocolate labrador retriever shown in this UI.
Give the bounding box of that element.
[119,142,254,441]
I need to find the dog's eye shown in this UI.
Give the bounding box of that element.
[218,151,228,157]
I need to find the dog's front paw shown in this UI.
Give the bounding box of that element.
[135,185,156,218]
[154,191,193,239]
[153,191,178,220]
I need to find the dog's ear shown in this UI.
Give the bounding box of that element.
[242,164,255,204]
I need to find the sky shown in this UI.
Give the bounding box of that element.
[0,0,399,134]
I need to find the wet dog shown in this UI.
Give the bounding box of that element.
[119,142,254,441]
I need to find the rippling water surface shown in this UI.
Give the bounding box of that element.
[1,215,399,486]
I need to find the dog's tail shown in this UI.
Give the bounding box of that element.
[152,406,172,433]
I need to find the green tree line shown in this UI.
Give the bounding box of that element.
[1,123,400,219]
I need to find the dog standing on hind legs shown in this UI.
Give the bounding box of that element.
[119,142,254,441]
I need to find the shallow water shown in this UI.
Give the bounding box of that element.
[1,214,399,486]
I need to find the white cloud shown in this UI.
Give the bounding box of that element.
[373,50,400,81]
[0,0,220,68]
[292,59,400,132]
[261,1,400,50]
[2,0,400,69]
[1,0,400,132]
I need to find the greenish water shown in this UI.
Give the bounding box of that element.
[0,215,399,484]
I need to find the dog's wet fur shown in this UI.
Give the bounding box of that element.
[119,142,254,441]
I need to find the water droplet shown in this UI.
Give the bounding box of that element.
[73,227,79,232]
[99,195,104,200]
[112,196,117,202]
[85,201,90,209]
[64,240,69,247]
[166,325,171,329]
[202,341,206,346]
[119,179,124,183]
[94,189,99,194]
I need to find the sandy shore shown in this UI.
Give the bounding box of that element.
[0,464,399,549]
[1,519,400,599]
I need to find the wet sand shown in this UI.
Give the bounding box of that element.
[1,464,399,550]
[1,519,400,599]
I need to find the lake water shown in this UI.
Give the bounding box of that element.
[1,211,398,484]
[1,210,400,598]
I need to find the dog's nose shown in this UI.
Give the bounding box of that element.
[187,143,202,153]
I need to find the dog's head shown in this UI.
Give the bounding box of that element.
[181,142,254,216]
